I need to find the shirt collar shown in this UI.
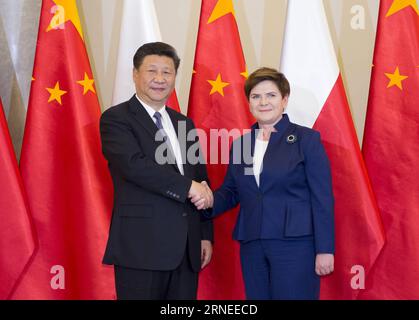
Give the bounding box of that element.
[135,95,167,120]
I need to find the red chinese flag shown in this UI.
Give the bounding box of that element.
[13,0,114,299]
[361,0,419,299]
[188,0,254,299]
[0,99,35,299]
[167,91,181,113]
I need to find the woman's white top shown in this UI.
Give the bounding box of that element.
[253,138,269,187]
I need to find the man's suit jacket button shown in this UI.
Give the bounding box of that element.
[182,212,188,217]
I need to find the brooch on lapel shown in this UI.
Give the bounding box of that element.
[286,134,297,144]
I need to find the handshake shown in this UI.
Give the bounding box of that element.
[188,180,213,210]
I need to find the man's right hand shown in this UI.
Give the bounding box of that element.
[188,180,213,210]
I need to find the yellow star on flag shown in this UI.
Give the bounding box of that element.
[208,73,230,97]
[386,0,419,17]
[385,67,408,90]
[46,82,67,105]
[47,0,84,40]
[208,0,235,24]
[240,69,249,79]
[77,72,96,95]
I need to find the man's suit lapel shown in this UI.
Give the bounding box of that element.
[128,95,159,139]
[128,95,180,174]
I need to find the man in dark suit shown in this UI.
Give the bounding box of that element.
[100,42,213,300]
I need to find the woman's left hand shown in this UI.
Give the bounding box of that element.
[315,253,334,276]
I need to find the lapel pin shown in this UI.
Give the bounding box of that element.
[286,134,297,144]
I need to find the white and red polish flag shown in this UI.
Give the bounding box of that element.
[112,0,180,111]
[280,0,385,299]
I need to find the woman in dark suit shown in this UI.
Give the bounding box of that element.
[198,67,335,300]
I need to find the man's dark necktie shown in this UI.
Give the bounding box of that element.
[153,111,167,140]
